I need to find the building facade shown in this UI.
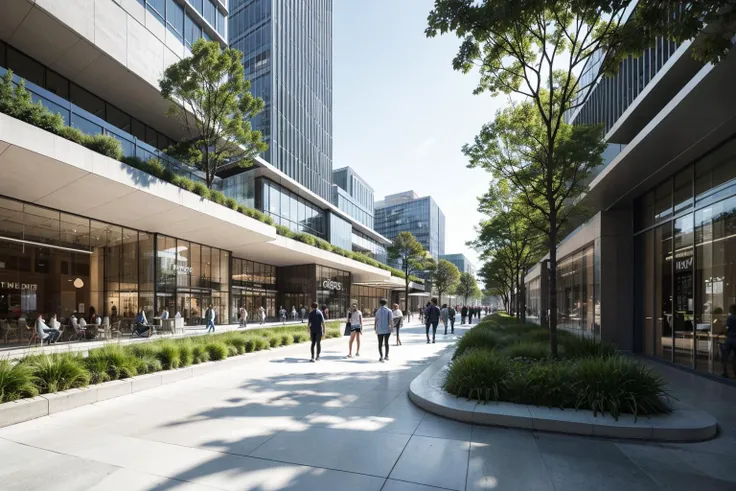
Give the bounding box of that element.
[228,0,333,200]
[525,12,736,379]
[375,191,446,262]
[331,166,374,229]
[440,253,476,276]
[0,0,418,347]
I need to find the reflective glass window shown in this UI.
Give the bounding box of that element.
[166,0,184,40]
[7,47,44,86]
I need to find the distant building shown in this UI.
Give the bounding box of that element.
[331,167,374,229]
[440,253,476,276]
[375,191,446,262]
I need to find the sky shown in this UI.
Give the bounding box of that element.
[332,0,506,269]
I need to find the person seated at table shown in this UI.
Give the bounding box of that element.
[160,307,170,320]
[35,313,60,344]
[133,307,150,337]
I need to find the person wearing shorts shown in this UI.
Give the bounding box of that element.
[346,303,363,358]
[307,302,325,362]
[392,303,403,346]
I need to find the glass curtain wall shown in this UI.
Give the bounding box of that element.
[556,245,597,339]
[316,266,350,319]
[635,136,736,375]
[525,277,541,322]
[155,235,229,326]
[351,285,390,318]
[231,257,277,322]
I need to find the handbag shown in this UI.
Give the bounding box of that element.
[344,319,351,336]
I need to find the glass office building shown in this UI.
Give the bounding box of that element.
[331,167,374,229]
[440,253,476,276]
[229,0,333,200]
[375,191,446,261]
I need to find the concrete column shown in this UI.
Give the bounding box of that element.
[598,208,635,351]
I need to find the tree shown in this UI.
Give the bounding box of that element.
[387,232,434,313]
[159,39,268,189]
[454,272,480,306]
[432,259,461,305]
[427,1,623,356]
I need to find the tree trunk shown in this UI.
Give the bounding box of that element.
[405,278,409,319]
[549,212,559,358]
[204,145,212,189]
[520,282,526,324]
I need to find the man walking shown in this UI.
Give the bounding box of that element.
[205,304,216,333]
[440,304,449,335]
[259,306,266,325]
[461,305,468,325]
[307,302,325,362]
[425,298,440,344]
[375,298,393,362]
[279,306,287,324]
[239,305,247,328]
[448,305,456,333]
[300,305,306,322]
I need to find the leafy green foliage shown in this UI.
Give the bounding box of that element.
[0,359,38,403]
[205,342,229,361]
[84,345,139,382]
[84,134,123,160]
[22,354,90,394]
[433,259,461,304]
[0,71,63,132]
[444,348,513,402]
[156,341,183,370]
[159,39,268,188]
[388,231,434,310]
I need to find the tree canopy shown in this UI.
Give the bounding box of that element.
[387,232,434,311]
[454,272,481,306]
[432,259,461,305]
[159,39,268,188]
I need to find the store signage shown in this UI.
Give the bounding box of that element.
[171,264,193,275]
[0,282,38,290]
[675,256,693,272]
[322,279,343,291]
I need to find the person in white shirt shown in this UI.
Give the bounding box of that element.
[161,308,169,320]
[239,306,247,328]
[392,304,404,346]
[259,306,266,324]
[291,307,297,321]
[35,313,60,344]
[346,303,363,358]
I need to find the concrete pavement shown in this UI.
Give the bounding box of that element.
[0,318,734,490]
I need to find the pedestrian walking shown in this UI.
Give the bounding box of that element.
[346,303,362,358]
[205,304,216,333]
[440,304,449,335]
[279,306,287,324]
[239,306,247,328]
[307,302,325,362]
[461,305,468,325]
[300,305,306,322]
[375,298,392,362]
[425,298,440,344]
[448,305,456,333]
[321,305,329,320]
[392,303,403,346]
[721,304,736,378]
[259,306,266,325]
[419,307,424,323]
[291,307,297,321]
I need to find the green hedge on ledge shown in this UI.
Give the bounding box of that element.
[444,315,673,420]
[0,323,342,403]
[0,70,423,284]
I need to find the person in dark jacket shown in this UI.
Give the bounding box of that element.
[448,305,456,333]
[461,306,468,325]
[425,298,440,344]
[722,304,736,378]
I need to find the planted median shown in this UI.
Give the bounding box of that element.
[444,314,672,420]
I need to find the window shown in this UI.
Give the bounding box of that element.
[147,0,166,22]
[216,9,226,37]
[204,0,217,27]
[189,0,203,16]
[70,84,105,118]
[185,13,201,48]
[166,0,184,41]
[7,47,44,86]
[45,70,69,99]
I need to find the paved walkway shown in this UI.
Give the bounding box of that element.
[0,319,734,491]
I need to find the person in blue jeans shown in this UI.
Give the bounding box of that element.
[722,304,736,378]
[425,298,440,344]
[205,304,216,333]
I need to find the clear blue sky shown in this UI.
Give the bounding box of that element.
[333,0,505,268]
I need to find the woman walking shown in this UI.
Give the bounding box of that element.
[375,298,393,362]
[392,303,403,346]
[346,303,362,358]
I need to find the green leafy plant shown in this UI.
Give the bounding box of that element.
[444,348,513,402]
[57,126,87,145]
[23,353,90,394]
[210,190,226,205]
[225,197,238,210]
[0,71,64,132]
[205,342,229,361]
[192,182,210,199]
[560,336,618,359]
[0,359,38,403]
[85,345,139,381]
[84,134,123,160]
[156,341,183,370]
[191,345,210,364]
[502,341,549,360]
[453,328,507,359]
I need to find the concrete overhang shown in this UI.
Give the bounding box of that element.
[353,277,425,291]
[0,0,210,144]
[0,113,394,284]
[584,48,736,212]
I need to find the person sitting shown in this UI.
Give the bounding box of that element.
[35,313,60,345]
[133,307,150,337]
[161,308,170,320]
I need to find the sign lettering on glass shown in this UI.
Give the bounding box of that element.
[675,256,693,272]
[322,280,342,291]
[170,264,193,274]
[0,282,38,290]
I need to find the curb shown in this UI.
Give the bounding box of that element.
[408,351,718,442]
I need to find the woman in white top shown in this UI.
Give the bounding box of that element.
[392,304,404,346]
[346,303,363,358]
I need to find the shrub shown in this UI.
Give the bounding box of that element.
[135,355,163,374]
[205,342,229,361]
[507,360,577,408]
[243,337,256,353]
[177,341,195,366]
[83,356,111,385]
[223,335,247,354]
[503,341,549,360]
[573,357,672,419]
[57,126,87,145]
[0,73,63,133]
[253,337,270,351]
[192,182,210,199]
[172,175,197,192]
[225,197,238,210]
[444,349,513,402]
[23,353,90,394]
[192,345,210,364]
[291,332,306,343]
[0,360,38,403]
[560,336,618,359]
[156,341,182,370]
[210,190,226,205]
[84,134,123,160]
[294,233,316,246]
[453,328,507,359]
[280,334,294,346]
[275,224,294,238]
[226,345,238,357]
[85,345,139,381]
[267,334,281,348]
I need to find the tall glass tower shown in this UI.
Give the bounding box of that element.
[228,0,333,200]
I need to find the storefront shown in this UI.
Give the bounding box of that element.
[277,265,351,320]
[634,136,736,376]
[352,284,391,317]
[231,257,277,322]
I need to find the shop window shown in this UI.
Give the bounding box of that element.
[673,166,693,213]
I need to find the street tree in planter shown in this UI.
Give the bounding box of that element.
[479,257,514,314]
[454,272,480,308]
[432,259,461,306]
[426,0,736,357]
[387,232,434,313]
[159,39,268,189]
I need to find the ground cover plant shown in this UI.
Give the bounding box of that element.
[0,321,341,401]
[444,314,672,420]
